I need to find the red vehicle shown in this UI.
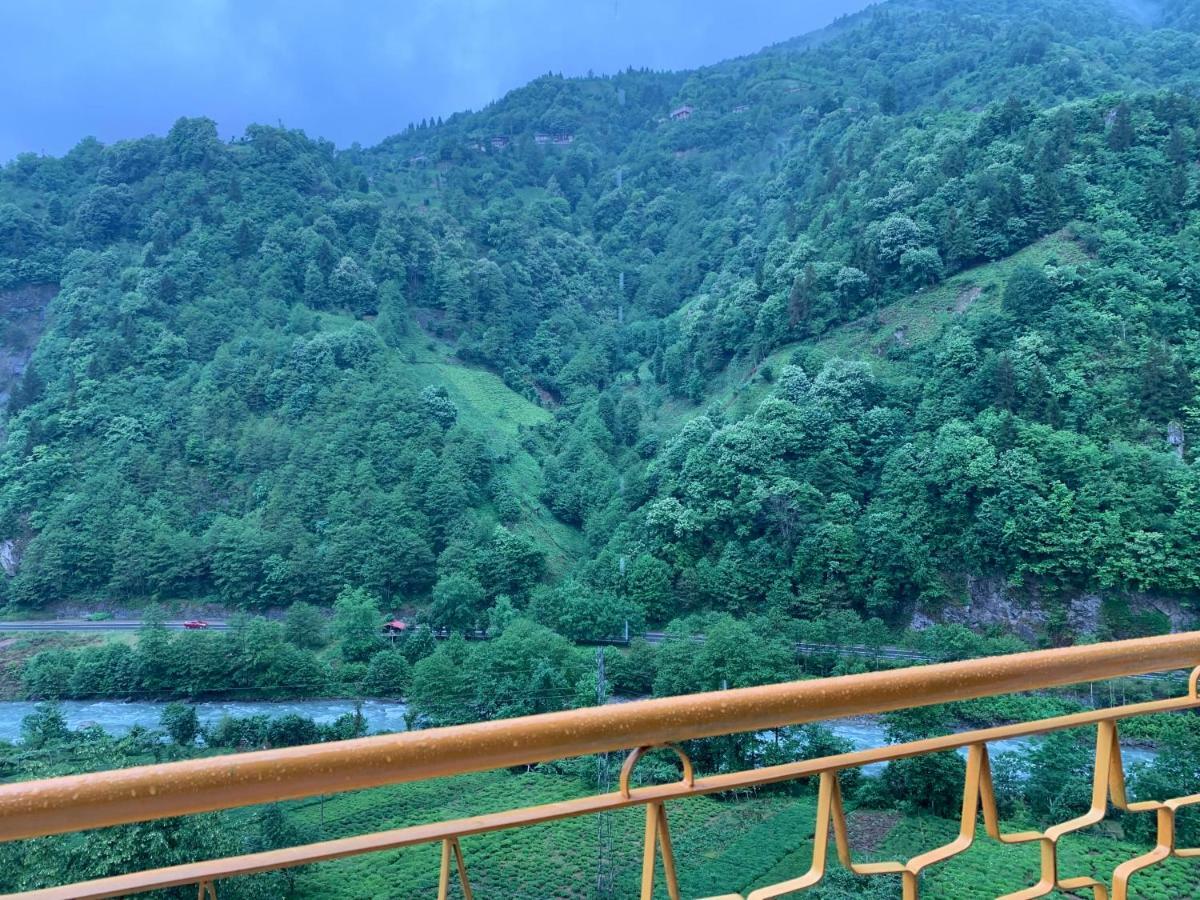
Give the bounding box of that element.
[182,619,208,629]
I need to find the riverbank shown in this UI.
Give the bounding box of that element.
[0,700,1159,772]
[0,698,409,743]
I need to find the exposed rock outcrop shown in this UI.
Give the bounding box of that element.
[910,575,1196,641]
[0,283,57,416]
[0,538,23,576]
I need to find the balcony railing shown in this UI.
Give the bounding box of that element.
[1,632,1198,899]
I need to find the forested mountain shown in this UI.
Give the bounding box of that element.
[4,0,1200,644]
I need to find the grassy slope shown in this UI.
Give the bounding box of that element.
[878,813,1195,899]
[643,230,1090,436]
[277,762,1189,899]
[0,632,126,700]
[321,310,587,572]
[282,769,810,899]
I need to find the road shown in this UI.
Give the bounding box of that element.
[0,620,1177,682]
[641,631,1173,681]
[0,619,230,632]
[642,630,930,660]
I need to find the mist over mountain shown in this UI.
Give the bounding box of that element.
[3,0,1200,646]
[0,0,874,163]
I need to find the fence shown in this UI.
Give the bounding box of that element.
[1,632,1198,899]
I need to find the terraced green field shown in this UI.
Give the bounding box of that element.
[276,766,1194,899]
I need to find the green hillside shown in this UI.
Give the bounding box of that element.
[3,0,1200,646]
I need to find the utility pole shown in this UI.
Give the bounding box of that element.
[594,648,615,897]
[618,271,625,325]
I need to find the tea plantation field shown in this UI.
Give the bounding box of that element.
[271,767,1195,898]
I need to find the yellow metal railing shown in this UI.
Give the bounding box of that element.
[0,632,1198,899]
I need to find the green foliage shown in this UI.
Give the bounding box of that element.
[407,619,585,726]
[160,702,199,746]
[332,586,383,663]
[284,601,327,649]
[3,0,1200,658]
[362,649,410,697]
[429,572,484,632]
[870,706,968,817]
[653,615,797,698]
[20,701,69,748]
[399,623,437,664]
[20,615,335,701]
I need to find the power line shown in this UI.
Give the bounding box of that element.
[594,647,615,898]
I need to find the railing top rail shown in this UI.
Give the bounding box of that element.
[8,690,1200,900]
[0,630,1197,843]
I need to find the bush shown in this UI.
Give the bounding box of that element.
[160,703,199,746]
[363,650,410,697]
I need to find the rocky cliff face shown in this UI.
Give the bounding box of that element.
[0,538,24,577]
[911,575,1196,641]
[0,282,55,427]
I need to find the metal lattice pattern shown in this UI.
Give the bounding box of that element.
[403,715,1200,900]
[690,717,1200,899]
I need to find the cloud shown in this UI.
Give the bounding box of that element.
[0,0,873,161]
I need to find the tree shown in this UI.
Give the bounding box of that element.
[408,636,478,727]
[284,601,326,649]
[22,650,75,699]
[363,650,411,697]
[420,385,458,429]
[329,256,378,316]
[877,706,965,817]
[1024,730,1095,820]
[615,394,642,445]
[1108,102,1134,151]
[21,702,70,748]
[73,185,129,243]
[624,554,673,623]
[332,586,383,663]
[430,573,485,632]
[401,625,438,664]
[136,608,176,695]
[1002,263,1054,317]
[900,247,943,286]
[160,703,199,746]
[479,527,545,600]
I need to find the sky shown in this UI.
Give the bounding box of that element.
[0,0,874,163]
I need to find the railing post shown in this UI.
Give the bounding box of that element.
[640,800,681,900]
[197,881,217,900]
[437,836,473,900]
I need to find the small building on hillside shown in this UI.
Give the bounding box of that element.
[535,132,575,145]
[732,104,749,114]
[670,105,694,121]
[489,135,510,149]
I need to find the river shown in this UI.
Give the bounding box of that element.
[0,699,409,743]
[821,718,1157,773]
[0,700,1158,772]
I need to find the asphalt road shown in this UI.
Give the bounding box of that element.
[0,620,1176,682]
[0,619,230,632]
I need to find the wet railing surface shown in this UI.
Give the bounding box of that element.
[1,632,1198,899]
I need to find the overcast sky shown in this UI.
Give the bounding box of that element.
[0,0,874,162]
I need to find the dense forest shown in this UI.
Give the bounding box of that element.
[4,0,1200,651]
